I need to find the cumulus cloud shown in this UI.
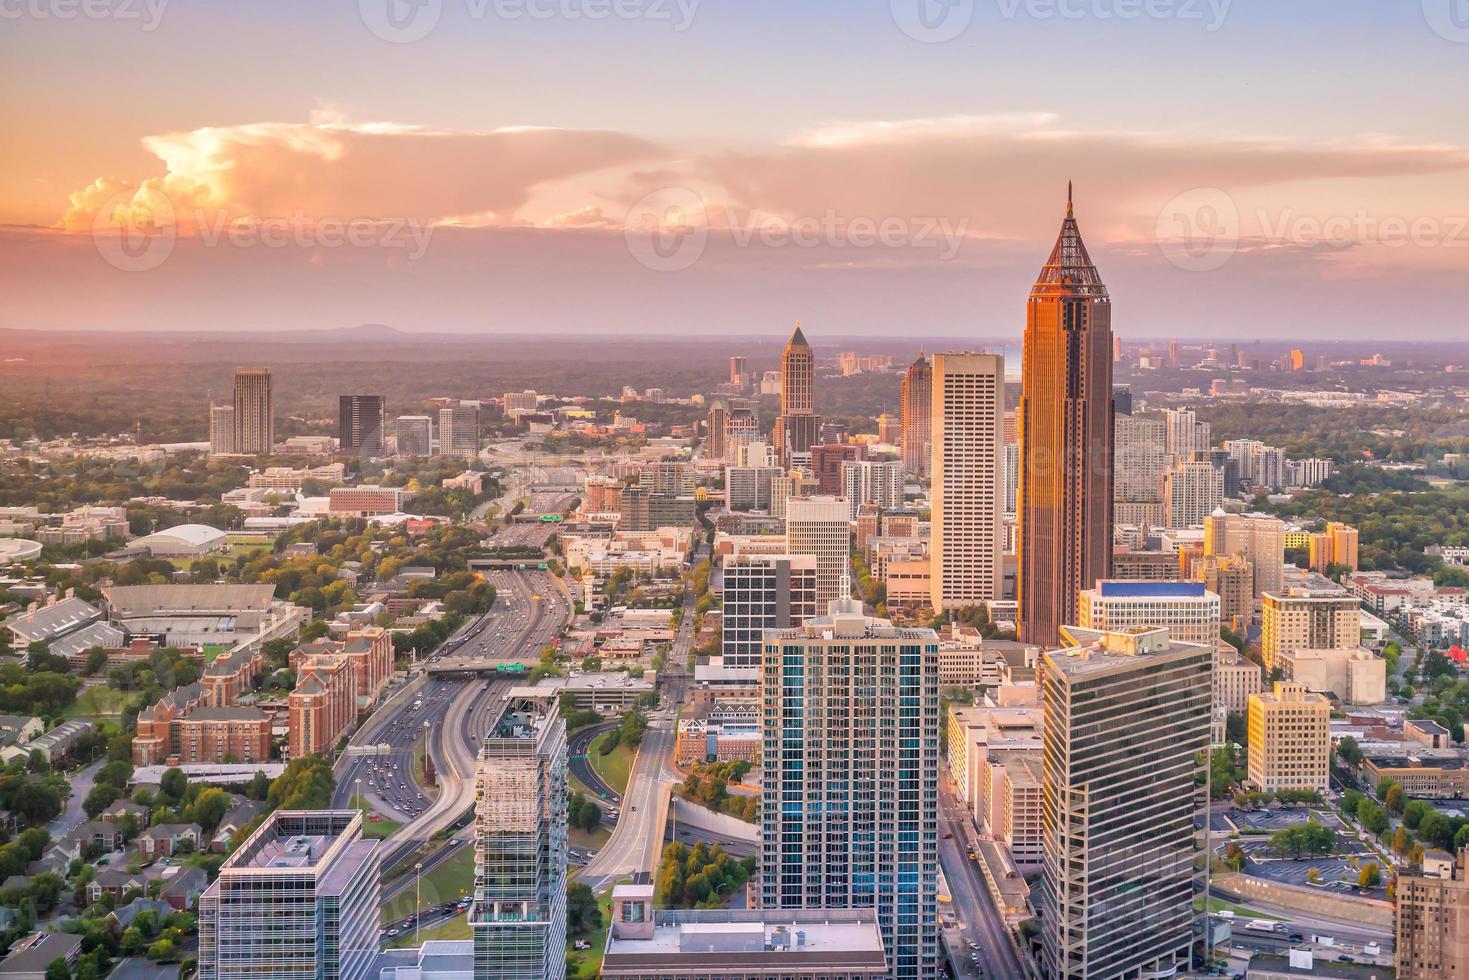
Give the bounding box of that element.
[59,120,663,233]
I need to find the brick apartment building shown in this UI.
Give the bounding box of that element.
[134,682,273,766]
[287,654,356,758]
[200,646,266,706]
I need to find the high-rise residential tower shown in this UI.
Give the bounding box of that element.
[1019,187,1114,646]
[1039,626,1211,980]
[337,395,386,457]
[900,355,932,476]
[761,601,940,980]
[930,352,1005,612]
[472,691,568,980]
[773,323,821,459]
[232,367,274,455]
[208,404,236,456]
[198,810,381,980]
[720,553,818,671]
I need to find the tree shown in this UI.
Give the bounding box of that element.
[1404,799,1434,830]
[1359,862,1381,888]
[145,939,176,962]
[1335,735,1363,768]
[1393,825,1413,855]
[1357,798,1390,836]
[566,882,601,939]
[1386,783,1406,816]
[120,928,145,956]
[159,767,187,804]
[45,958,71,980]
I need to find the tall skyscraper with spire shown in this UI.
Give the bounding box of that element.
[900,354,932,475]
[1019,186,1114,647]
[773,322,821,459]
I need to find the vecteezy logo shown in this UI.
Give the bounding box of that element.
[1423,0,1469,42]
[91,186,177,272]
[1155,187,1240,272]
[891,0,974,42]
[623,187,708,272]
[360,0,442,43]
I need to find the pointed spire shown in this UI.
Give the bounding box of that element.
[1030,184,1108,301]
[788,321,808,348]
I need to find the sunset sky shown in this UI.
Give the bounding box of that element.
[3,0,1467,338]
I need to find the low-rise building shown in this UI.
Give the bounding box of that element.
[1277,646,1387,705]
[601,884,889,979]
[1214,647,1263,714]
[1397,844,1469,978]
[675,702,761,766]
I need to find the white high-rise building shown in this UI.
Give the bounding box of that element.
[930,352,1004,611]
[1164,407,1210,457]
[840,459,903,519]
[761,601,940,980]
[725,465,784,512]
[784,495,851,612]
[1113,413,1169,504]
[209,404,236,456]
[1164,458,1223,529]
[1040,626,1212,980]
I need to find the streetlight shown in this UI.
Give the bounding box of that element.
[355,778,362,814]
[415,862,423,944]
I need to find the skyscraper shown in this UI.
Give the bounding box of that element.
[840,459,904,519]
[337,395,386,457]
[1039,625,1211,979]
[773,323,821,459]
[1019,187,1113,646]
[198,810,381,980]
[394,415,433,457]
[232,367,273,455]
[900,354,932,476]
[720,553,818,671]
[1163,458,1224,528]
[437,404,480,459]
[761,601,940,980]
[930,352,1005,612]
[784,495,851,611]
[705,398,729,460]
[473,690,568,980]
[208,404,236,456]
[729,355,748,388]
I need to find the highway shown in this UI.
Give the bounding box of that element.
[578,589,695,890]
[939,779,1028,979]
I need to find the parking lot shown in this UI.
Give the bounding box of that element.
[1230,808,1342,833]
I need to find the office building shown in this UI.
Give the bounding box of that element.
[233,367,273,455]
[472,690,568,980]
[1019,188,1113,647]
[198,810,381,980]
[726,465,785,512]
[929,352,1005,612]
[503,390,539,414]
[1397,845,1469,979]
[721,554,818,671]
[437,404,480,459]
[1204,511,1286,598]
[876,412,900,446]
[706,399,729,460]
[209,404,237,456]
[1246,682,1330,794]
[338,395,386,457]
[1310,521,1360,573]
[773,324,821,460]
[1039,626,1211,980]
[784,496,851,612]
[1260,589,1361,675]
[395,415,433,457]
[725,407,763,464]
[1077,580,1221,648]
[1163,458,1223,529]
[900,355,932,476]
[811,443,862,495]
[770,470,819,520]
[761,602,940,980]
[730,355,748,389]
[1276,646,1386,705]
[841,460,904,519]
